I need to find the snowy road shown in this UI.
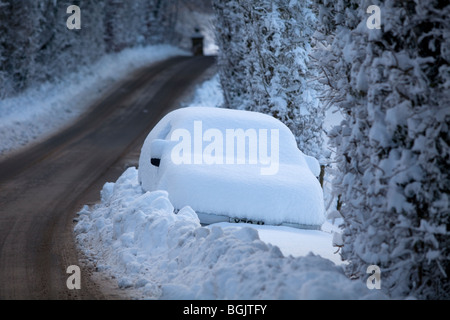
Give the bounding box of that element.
[0,55,215,299]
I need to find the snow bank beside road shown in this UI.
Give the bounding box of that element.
[75,167,384,300]
[0,45,188,158]
[185,74,224,108]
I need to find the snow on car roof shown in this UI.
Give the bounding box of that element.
[138,107,325,227]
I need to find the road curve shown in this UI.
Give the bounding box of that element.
[0,55,216,299]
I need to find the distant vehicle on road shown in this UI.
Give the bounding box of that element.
[138,107,325,229]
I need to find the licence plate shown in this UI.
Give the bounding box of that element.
[229,217,265,225]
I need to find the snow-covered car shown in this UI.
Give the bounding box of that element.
[138,107,325,229]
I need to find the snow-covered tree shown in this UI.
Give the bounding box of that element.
[243,0,324,160]
[0,0,45,96]
[0,0,185,99]
[0,1,13,98]
[104,0,160,52]
[212,0,249,110]
[316,0,450,299]
[213,0,325,160]
[47,1,107,74]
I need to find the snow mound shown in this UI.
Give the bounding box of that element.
[75,167,385,300]
[138,107,325,227]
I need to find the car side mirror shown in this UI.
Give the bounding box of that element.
[149,139,167,168]
[304,155,321,178]
[151,158,161,167]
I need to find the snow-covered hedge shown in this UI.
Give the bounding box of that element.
[314,0,450,299]
[212,0,326,161]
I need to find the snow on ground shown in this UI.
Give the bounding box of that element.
[0,45,188,158]
[184,74,224,108]
[75,167,385,300]
[74,75,385,300]
[213,223,342,265]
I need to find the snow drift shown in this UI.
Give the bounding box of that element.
[75,167,385,300]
